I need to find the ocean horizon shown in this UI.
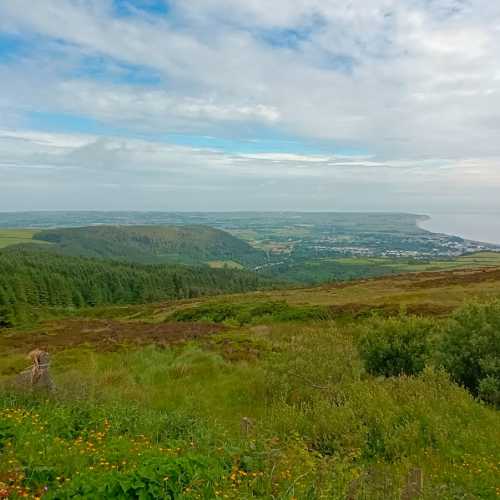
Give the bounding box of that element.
[419,212,500,245]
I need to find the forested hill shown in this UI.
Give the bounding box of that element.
[31,225,267,267]
[0,247,275,313]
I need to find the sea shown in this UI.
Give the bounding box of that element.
[418,212,500,245]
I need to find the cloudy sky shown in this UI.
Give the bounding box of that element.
[1,0,500,211]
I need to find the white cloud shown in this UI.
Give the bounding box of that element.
[1,129,499,211]
[0,129,94,149]
[1,1,498,152]
[50,81,280,125]
[240,153,330,162]
[1,0,500,209]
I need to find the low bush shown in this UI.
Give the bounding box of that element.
[170,300,329,325]
[357,315,437,377]
[438,302,500,406]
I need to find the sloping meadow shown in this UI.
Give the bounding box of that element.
[1,300,499,499]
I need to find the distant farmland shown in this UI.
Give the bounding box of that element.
[0,229,49,249]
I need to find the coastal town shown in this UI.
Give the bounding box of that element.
[307,233,498,259]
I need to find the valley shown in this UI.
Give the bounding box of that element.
[1,212,499,286]
[1,213,499,499]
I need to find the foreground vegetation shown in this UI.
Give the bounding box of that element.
[1,266,499,498]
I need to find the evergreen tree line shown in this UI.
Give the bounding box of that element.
[0,248,274,310]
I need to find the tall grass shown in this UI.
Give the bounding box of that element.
[1,315,499,498]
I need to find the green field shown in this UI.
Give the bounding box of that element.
[269,252,500,284]
[207,260,244,269]
[0,229,45,249]
[337,251,500,271]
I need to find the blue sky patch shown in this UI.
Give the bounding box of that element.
[257,13,326,50]
[113,0,170,17]
[0,33,32,60]
[163,133,365,157]
[24,113,365,157]
[318,52,356,73]
[27,112,131,136]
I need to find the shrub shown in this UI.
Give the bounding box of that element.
[170,300,329,325]
[438,302,500,405]
[478,377,500,407]
[358,315,437,377]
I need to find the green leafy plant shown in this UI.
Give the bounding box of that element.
[438,302,500,405]
[170,300,329,325]
[358,315,437,377]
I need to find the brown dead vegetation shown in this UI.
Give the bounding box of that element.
[328,302,454,318]
[0,320,226,353]
[314,266,500,292]
[401,267,500,289]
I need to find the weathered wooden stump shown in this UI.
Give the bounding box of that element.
[28,349,54,390]
[10,349,55,392]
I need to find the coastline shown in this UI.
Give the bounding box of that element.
[418,213,500,246]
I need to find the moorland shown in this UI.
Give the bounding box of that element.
[0,213,499,499]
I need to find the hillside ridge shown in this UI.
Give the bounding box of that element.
[31,224,267,267]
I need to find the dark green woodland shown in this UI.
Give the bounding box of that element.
[0,247,274,311]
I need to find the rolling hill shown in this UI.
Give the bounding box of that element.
[31,225,267,267]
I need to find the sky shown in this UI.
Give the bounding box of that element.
[1,0,500,212]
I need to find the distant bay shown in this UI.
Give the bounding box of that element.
[419,212,500,245]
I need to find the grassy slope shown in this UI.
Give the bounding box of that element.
[1,266,500,498]
[271,264,500,310]
[337,251,500,272]
[0,229,48,249]
[267,251,500,284]
[74,263,500,324]
[32,225,266,267]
